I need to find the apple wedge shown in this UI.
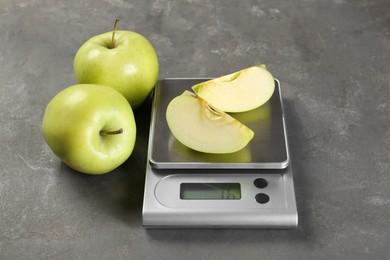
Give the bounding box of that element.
[192,65,275,112]
[166,91,254,154]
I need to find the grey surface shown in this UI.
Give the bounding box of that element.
[0,0,389,259]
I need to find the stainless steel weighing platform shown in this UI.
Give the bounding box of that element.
[142,78,298,228]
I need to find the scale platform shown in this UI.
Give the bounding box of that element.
[142,78,298,228]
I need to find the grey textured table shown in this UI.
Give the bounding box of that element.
[1,0,389,259]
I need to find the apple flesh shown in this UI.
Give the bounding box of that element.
[42,84,136,175]
[73,30,159,109]
[166,91,254,154]
[192,65,275,113]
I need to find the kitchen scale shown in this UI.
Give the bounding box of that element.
[142,78,298,228]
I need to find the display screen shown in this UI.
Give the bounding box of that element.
[180,183,241,200]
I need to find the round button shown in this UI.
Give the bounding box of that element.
[255,193,270,204]
[254,178,268,189]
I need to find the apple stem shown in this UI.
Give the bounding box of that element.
[100,128,123,136]
[111,19,120,49]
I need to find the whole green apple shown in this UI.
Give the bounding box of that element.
[73,28,159,109]
[42,84,136,175]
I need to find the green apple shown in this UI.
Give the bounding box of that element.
[192,65,275,112]
[166,91,254,154]
[73,22,159,109]
[42,84,136,175]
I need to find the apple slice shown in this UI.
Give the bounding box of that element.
[192,65,275,112]
[166,91,254,154]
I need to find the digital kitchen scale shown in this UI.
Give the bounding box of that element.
[142,78,298,228]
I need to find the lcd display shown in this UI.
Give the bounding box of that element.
[180,183,241,200]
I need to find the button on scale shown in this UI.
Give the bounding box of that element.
[254,178,270,204]
[254,178,268,189]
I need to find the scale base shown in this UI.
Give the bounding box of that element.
[142,163,298,228]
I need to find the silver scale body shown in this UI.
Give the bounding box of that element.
[142,78,298,228]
